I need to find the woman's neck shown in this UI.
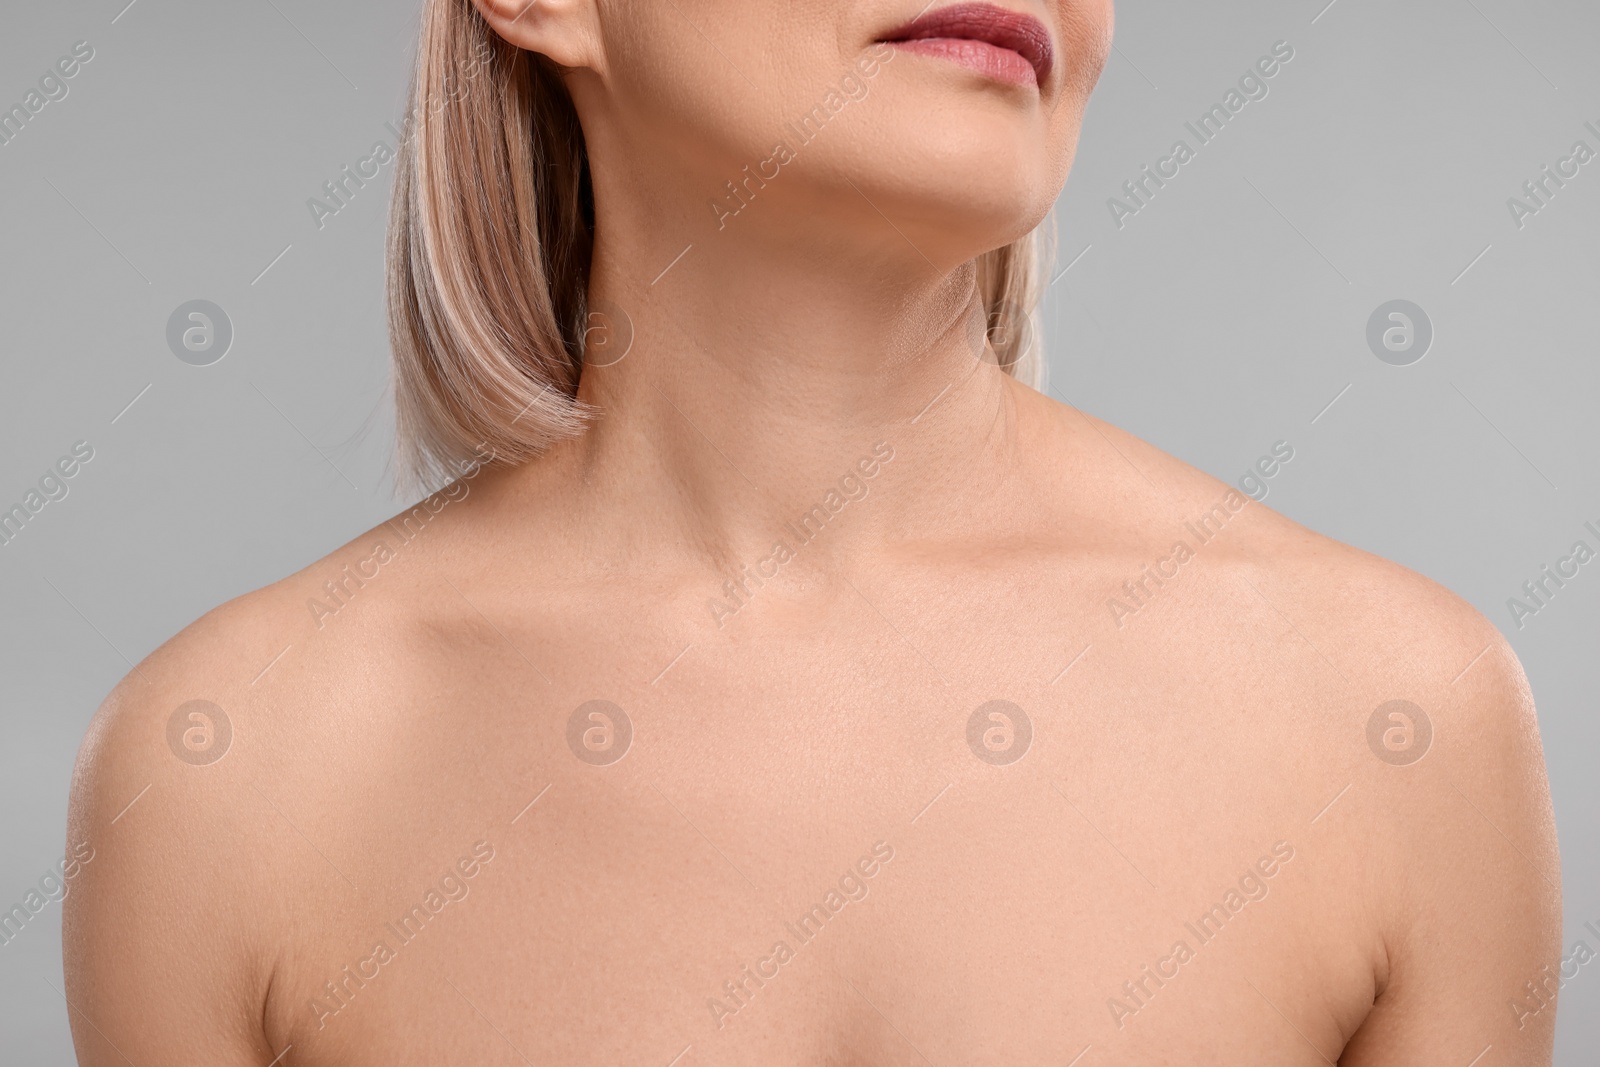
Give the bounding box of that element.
[506,215,1034,573]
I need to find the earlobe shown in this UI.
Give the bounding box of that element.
[467,0,599,70]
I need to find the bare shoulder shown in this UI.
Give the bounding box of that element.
[64,569,307,1061]
[64,496,484,1062]
[78,461,507,749]
[1228,497,1560,1058]
[1044,398,1560,1058]
[1045,397,1531,702]
[72,511,441,796]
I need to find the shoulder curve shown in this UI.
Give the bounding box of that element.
[1235,507,1524,704]
[62,576,314,1062]
[1091,407,1540,735]
[70,503,456,829]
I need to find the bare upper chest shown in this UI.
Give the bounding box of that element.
[259,598,1382,1066]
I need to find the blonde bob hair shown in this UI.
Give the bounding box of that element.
[388,0,1050,490]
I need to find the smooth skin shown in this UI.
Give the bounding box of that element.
[64,0,1560,1064]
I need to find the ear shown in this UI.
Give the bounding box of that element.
[467,0,601,71]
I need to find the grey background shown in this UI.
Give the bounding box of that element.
[1,0,1595,1060]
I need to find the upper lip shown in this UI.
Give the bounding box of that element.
[878,3,1055,85]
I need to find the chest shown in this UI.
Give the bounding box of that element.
[265,664,1374,1065]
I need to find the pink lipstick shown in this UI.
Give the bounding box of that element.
[879,3,1054,88]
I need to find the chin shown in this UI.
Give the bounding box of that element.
[820,104,1073,265]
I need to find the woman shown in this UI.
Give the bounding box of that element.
[64,0,1561,1063]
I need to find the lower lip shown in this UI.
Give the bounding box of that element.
[886,37,1038,87]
